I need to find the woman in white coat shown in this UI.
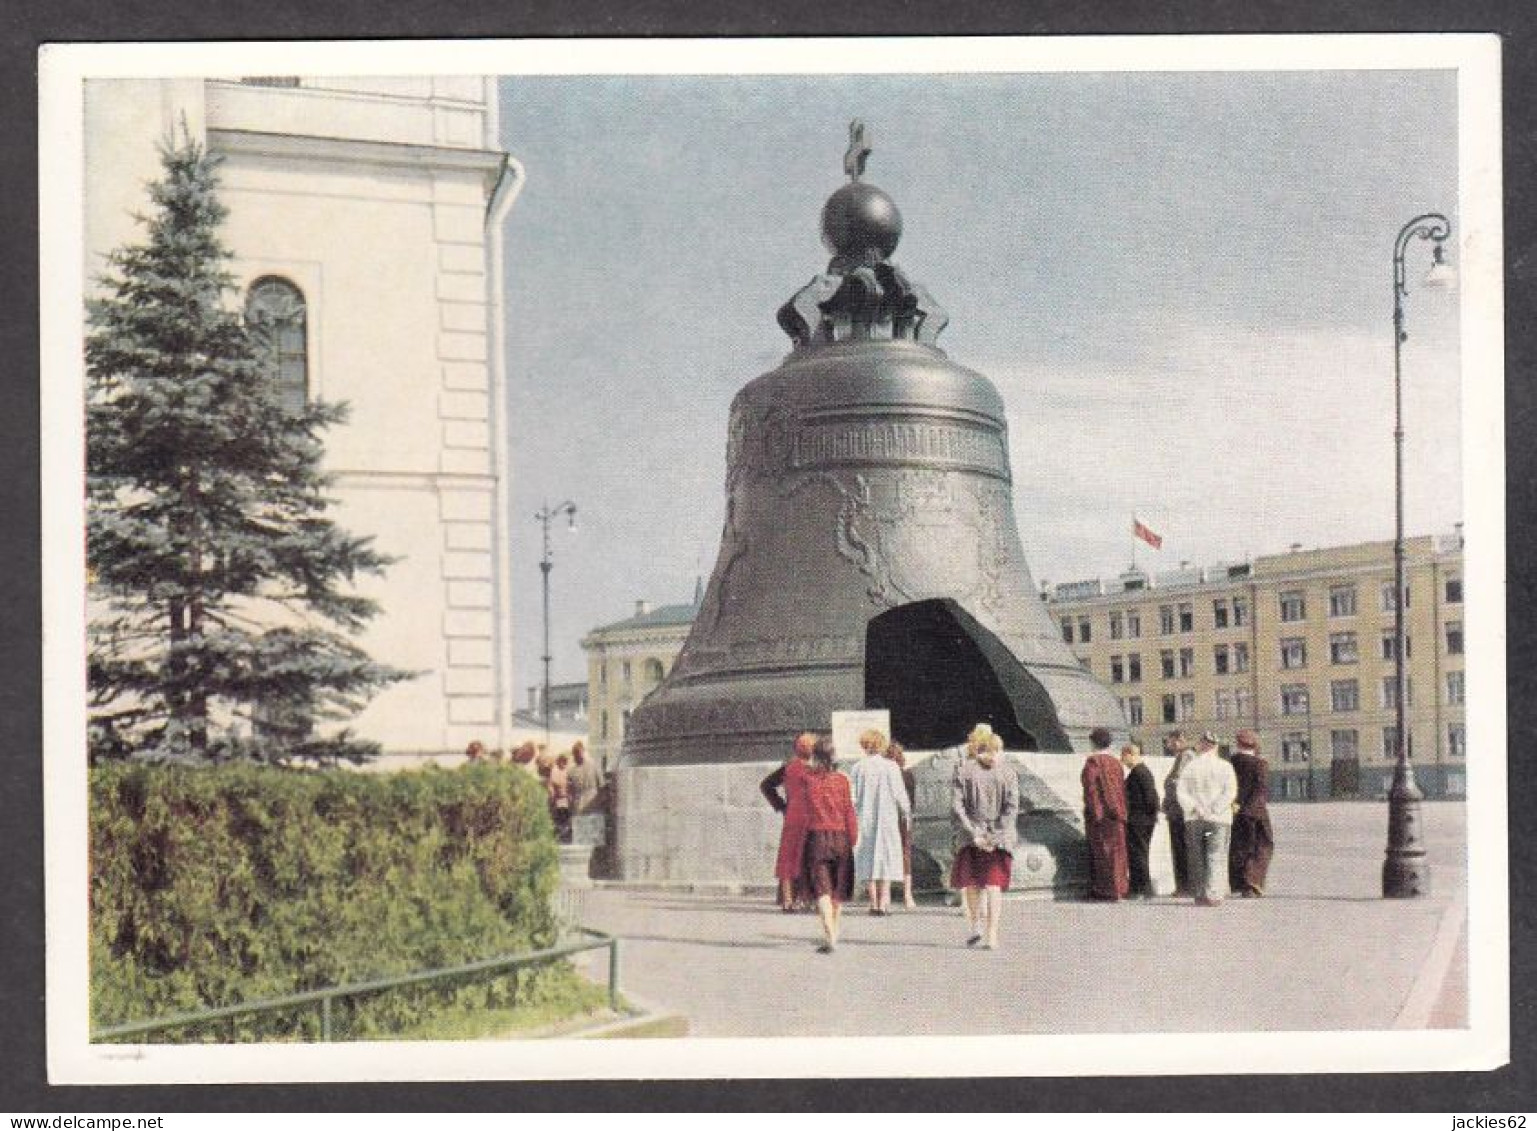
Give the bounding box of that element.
[849,729,912,914]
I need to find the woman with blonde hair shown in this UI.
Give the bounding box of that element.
[951,728,1019,949]
[849,728,910,915]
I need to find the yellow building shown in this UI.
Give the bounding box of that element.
[1045,532,1466,800]
[581,596,698,771]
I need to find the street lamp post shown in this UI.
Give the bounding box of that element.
[534,500,578,746]
[1383,212,1453,899]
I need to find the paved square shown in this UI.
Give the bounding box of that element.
[576,802,1466,1036]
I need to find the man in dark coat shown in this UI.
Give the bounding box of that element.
[1121,741,1160,898]
[1081,726,1129,900]
[1228,729,1275,896]
[1161,730,1193,895]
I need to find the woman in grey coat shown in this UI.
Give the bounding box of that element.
[951,724,1020,949]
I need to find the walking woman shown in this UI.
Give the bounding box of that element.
[951,727,1020,949]
[886,742,920,908]
[850,728,910,915]
[760,732,817,911]
[801,735,859,953]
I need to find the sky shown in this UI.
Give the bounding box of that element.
[496,70,1461,692]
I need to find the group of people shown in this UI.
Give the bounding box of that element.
[1080,726,1275,906]
[760,719,1276,952]
[760,729,919,952]
[464,738,604,843]
[760,723,1024,953]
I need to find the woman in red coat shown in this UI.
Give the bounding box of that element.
[760,732,817,910]
[799,735,860,953]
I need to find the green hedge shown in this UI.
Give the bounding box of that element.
[90,762,590,1041]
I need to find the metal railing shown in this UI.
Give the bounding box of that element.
[91,928,622,1043]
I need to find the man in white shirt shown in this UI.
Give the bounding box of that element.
[1174,731,1239,905]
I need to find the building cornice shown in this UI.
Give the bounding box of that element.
[209,128,507,194]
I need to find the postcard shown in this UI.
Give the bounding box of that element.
[40,34,1506,1083]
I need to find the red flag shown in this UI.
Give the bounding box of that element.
[1133,517,1163,550]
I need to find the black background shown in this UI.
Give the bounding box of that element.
[5,0,1533,1112]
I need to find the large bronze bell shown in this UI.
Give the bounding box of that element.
[615,123,1123,885]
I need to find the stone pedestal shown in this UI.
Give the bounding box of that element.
[616,752,1178,896]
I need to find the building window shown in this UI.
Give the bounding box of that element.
[1061,618,1073,644]
[1160,649,1176,679]
[1331,729,1359,761]
[1233,642,1250,673]
[1382,727,1413,759]
[598,663,608,687]
[1233,596,1250,627]
[1126,610,1142,639]
[1215,689,1233,720]
[1381,676,1413,710]
[1447,669,1465,705]
[1281,732,1310,763]
[1178,647,1195,678]
[1078,618,1092,644]
[1127,696,1144,725]
[1110,655,1124,683]
[1213,599,1229,629]
[245,276,309,415]
[1448,723,1466,759]
[1330,679,1360,713]
[1159,605,1175,635]
[1127,653,1142,683]
[1109,611,1124,640]
[599,710,609,740]
[1445,576,1463,604]
[1178,603,1194,632]
[1381,633,1412,661]
[642,657,665,685]
[1381,582,1410,613]
[621,660,632,683]
[1328,585,1358,618]
[1329,631,1358,665]
[1214,644,1229,675]
[1161,694,1177,724]
[1179,692,1196,721]
[1281,684,1309,717]
[1280,637,1307,670]
[1279,590,1306,622]
[1234,687,1254,719]
[1446,621,1464,655]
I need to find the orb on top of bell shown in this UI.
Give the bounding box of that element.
[821,182,902,263]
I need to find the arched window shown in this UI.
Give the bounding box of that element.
[245,276,308,414]
[642,657,665,686]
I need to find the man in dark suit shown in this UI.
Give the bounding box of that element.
[1121,742,1160,898]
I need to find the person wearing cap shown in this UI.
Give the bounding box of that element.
[1080,726,1130,900]
[1175,731,1239,905]
[1121,741,1160,898]
[1227,729,1275,897]
[1161,730,1194,895]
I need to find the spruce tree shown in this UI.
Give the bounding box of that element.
[86,133,411,764]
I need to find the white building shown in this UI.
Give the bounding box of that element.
[83,77,521,756]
